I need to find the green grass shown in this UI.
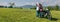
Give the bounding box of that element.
[0,8,60,22]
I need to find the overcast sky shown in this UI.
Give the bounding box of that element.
[0,0,60,6]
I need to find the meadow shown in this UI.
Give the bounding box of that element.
[0,8,60,22]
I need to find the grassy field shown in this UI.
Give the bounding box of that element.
[0,8,60,22]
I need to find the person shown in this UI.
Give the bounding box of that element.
[39,3,44,18]
[43,8,51,20]
[36,2,40,17]
[36,2,43,18]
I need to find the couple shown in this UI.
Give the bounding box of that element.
[36,2,43,18]
[36,2,51,20]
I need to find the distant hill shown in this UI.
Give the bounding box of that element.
[20,5,34,8]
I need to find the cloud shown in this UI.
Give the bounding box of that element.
[31,0,57,6]
[39,0,56,6]
[0,2,8,6]
[0,0,60,6]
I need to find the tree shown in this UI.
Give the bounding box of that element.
[55,4,59,10]
[20,7,23,9]
[9,2,15,8]
[33,6,36,9]
[47,6,52,10]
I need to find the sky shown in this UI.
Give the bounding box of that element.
[0,0,60,6]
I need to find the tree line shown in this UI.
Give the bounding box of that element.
[0,2,59,11]
[32,4,60,11]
